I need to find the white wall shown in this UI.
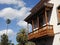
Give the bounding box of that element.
[48,0,60,45]
[48,0,60,34]
[52,34,60,45]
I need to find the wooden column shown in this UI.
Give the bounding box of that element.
[37,16,39,29]
[32,20,34,31]
[27,22,29,33]
[45,8,48,25]
[45,8,48,33]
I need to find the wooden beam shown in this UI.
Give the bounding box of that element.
[45,7,51,11]
[32,20,34,31]
[45,8,48,25]
[45,8,49,33]
[37,16,39,29]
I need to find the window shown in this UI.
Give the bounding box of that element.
[39,15,44,27]
[33,17,38,31]
[34,19,38,29]
[57,5,60,25]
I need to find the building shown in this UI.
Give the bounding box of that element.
[24,0,60,45]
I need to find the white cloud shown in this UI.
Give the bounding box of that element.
[0,7,31,20]
[0,7,31,29]
[0,29,16,42]
[0,29,15,37]
[17,21,32,33]
[0,0,25,7]
[17,21,27,28]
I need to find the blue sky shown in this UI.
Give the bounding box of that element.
[0,0,40,45]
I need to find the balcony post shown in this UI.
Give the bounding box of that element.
[45,8,48,25]
[45,8,49,35]
[32,20,34,31]
[27,22,29,33]
[37,16,39,29]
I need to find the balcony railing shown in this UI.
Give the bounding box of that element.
[28,25,54,40]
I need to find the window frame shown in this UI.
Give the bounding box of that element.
[57,5,60,25]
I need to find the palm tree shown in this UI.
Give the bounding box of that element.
[6,19,11,34]
[6,19,11,24]
[25,42,35,45]
[16,28,35,45]
[1,34,14,45]
[16,29,28,45]
[1,34,9,45]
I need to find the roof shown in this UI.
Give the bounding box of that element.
[24,0,53,22]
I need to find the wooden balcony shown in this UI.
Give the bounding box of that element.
[28,25,54,40]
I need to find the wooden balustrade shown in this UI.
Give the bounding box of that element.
[28,25,54,40]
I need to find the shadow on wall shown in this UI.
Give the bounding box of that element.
[32,36,54,45]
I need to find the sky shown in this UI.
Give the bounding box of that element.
[0,0,40,45]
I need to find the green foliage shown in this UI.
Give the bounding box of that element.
[25,42,35,45]
[6,19,11,24]
[0,34,14,45]
[1,34,9,45]
[16,28,36,45]
[16,28,28,45]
